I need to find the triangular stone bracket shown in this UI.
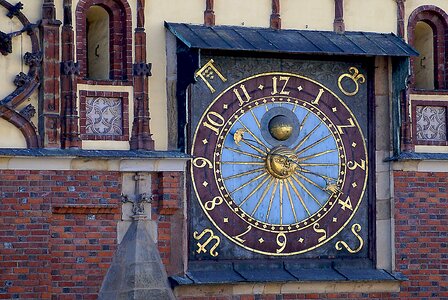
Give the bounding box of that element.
[99,216,176,299]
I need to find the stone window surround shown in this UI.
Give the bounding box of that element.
[407,5,448,90]
[75,0,133,83]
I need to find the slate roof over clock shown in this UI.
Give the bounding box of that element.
[165,22,418,57]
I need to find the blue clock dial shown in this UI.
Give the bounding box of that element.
[191,72,367,255]
[219,99,342,228]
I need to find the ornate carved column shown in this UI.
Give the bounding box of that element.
[204,0,215,26]
[40,0,61,147]
[130,0,155,150]
[270,0,281,29]
[60,0,81,148]
[396,0,406,38]
[334,0,345,33]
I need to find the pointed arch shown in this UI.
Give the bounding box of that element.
[408,6,448,90]
[0,106,39,148]
[76,0,132,81]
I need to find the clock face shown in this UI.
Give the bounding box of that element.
[191,72,368,255]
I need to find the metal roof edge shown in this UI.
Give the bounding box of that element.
[164,21,192,48]
[165,22,418,57]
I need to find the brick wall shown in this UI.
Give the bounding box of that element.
[394,171,448,299]
[152,171,184,275]
[0,170,121,299]
[0,169,185,299]
[1,169,446,299]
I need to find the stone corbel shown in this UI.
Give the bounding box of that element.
[121,173,154,218]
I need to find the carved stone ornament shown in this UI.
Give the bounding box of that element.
[121,193,153,215]
[0,31,12,55]
[6,2,23,19]
[19,104,36,120]
[24,51,42,66]
[14,72,32,87]
[61,60,80,75]
[133,62,152,77]
[121,173,154,216]
[0,0,42,108]
[0,24,37,56]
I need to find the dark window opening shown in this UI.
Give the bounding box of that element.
[86,5,110,80]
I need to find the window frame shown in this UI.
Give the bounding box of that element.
[407,6,448,91]
[76,0,133,83]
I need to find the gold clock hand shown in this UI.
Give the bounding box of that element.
[233,128,247,146]
[236,120,269,151]
[298,167,340,194]
[224,146,264,160]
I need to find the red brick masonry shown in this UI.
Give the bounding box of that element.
[0,169,184,299]
[1,169,446,299]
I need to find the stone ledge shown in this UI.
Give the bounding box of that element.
[0,148,190,159]
[171,261,406,297]
[386,151,448,161]
[0,149,190,172]
[173,280,402,297]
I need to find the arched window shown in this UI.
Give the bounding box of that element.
[408,6,448,90]
[86,6,110,80]
[413,21,434,90]
[76,0,132,81]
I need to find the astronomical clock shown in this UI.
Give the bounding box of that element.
[189,55,371,261]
